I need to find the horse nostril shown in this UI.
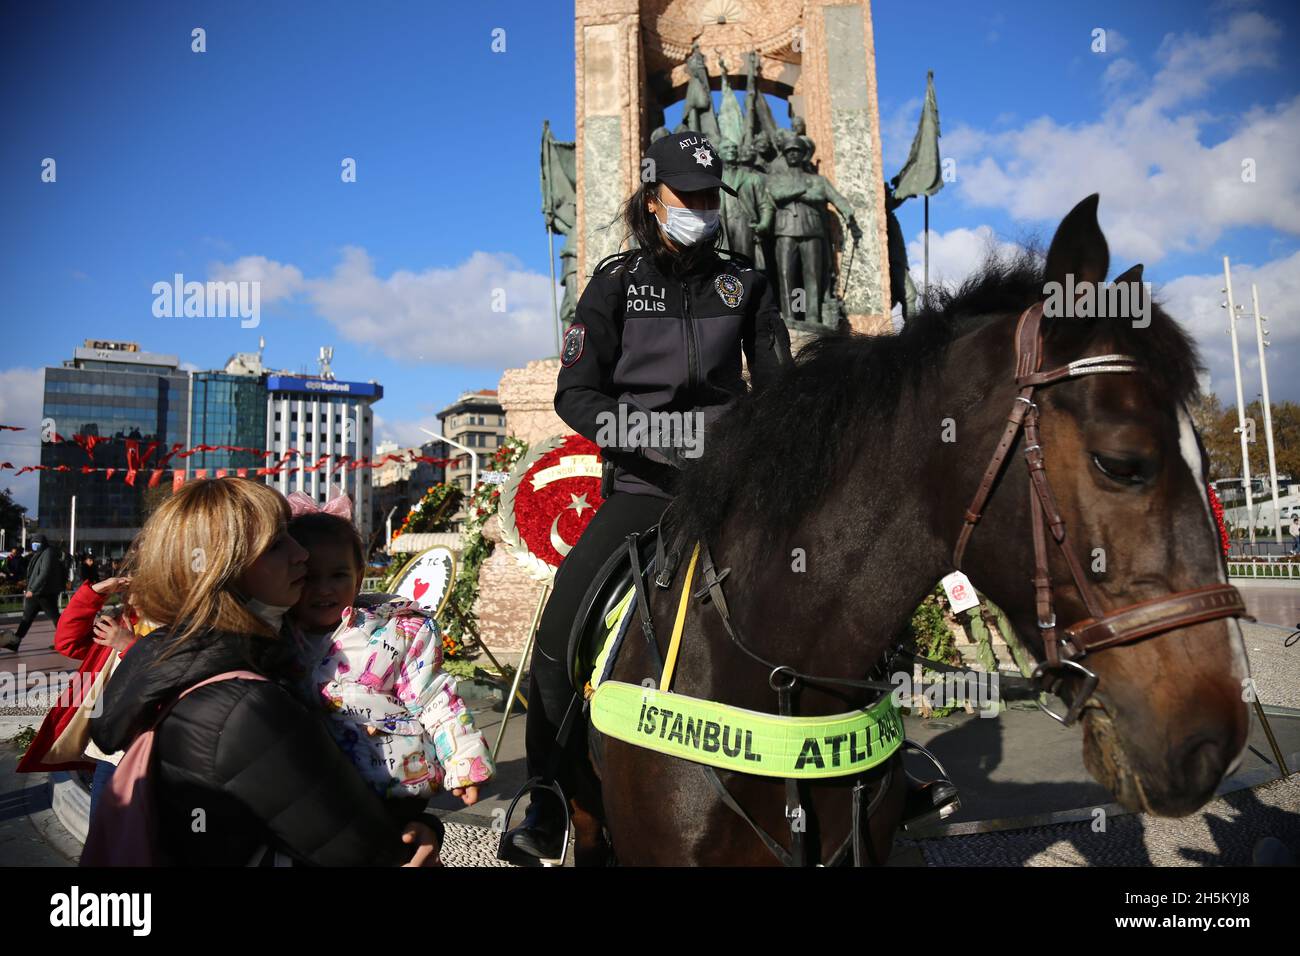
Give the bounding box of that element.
[1176,734,1227,794]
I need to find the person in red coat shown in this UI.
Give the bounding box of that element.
[17,575,140,819]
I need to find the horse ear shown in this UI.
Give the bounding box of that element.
[1113,262,1143,285]
[1043,194,1109,294]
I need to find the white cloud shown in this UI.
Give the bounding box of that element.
[881,95,923,175]
[946,12,1299,264]
[1157,250,1300,404]
[905,224,1027,290]
[209,255,305,303]
[208,248,560,367]
[1101,27,1129,55]
[374,411,448,451]
[1143,12,1278,115]
[0,367,47,513]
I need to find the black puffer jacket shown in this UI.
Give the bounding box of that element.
[556,248,793,499]
[90,627,429,866]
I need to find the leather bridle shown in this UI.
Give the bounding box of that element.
[952,302,1251,726]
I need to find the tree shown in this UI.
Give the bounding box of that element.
[1190,394,1298,482]
[0,487,27,548]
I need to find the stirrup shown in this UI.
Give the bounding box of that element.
[899,739,961,832]
[496,776,571,867]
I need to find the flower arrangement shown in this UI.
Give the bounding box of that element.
[391,482,463,541]
[440,437,530,653]
[1207,483,1231,556]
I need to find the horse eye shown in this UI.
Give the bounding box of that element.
[1092,453,1154,485]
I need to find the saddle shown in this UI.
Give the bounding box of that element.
[564,525,662,694]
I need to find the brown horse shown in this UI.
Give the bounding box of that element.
[571,195,1250,865]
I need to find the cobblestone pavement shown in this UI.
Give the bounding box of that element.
[438,821,515,868]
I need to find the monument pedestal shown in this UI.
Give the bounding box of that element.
[475,359,566,659]
[474,513,548,655]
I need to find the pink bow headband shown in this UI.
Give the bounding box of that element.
[286,491,354,521]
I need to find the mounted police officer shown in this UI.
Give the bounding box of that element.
[500,130,793,862]
[501,131,957,864]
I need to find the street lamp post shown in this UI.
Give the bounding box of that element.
[385,505,398,551]
[1222,257,1254,547]
[1251,284,1283,547]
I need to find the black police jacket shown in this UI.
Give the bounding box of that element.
[555,248,793,498]
[90,626,432,866]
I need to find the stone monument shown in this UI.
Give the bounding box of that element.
[481,0,893,658]
[573,0,891,335]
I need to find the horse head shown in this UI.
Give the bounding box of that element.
[953,195,1249,816]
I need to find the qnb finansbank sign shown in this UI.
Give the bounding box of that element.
[266,375,383,399]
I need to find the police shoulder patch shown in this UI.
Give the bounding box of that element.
[714,274,744,309]
[561,323,586,367]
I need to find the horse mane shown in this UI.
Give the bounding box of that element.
[665,247,1204,546]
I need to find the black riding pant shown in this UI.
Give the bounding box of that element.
[525,492,669,782]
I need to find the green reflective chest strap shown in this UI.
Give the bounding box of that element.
[590,680,904,779]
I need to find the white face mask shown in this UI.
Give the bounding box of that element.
[242,596,292,631]
[657,203,720,246]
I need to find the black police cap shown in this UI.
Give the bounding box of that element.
[644,131,737,196]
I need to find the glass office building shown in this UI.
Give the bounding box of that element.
[189,372,267,473]
[37,342,384,557]
[39,341,190,555]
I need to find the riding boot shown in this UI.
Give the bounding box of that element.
[500,651,576,862]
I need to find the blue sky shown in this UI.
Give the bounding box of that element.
[2,0,1298,511]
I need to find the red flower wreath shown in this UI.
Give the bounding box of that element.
[500,434,605,574]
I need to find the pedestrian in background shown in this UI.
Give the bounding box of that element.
[1,535,67,652]
[2,546,26,585]
[79,551,101,587]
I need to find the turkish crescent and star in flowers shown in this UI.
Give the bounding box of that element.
[498,433,606,581]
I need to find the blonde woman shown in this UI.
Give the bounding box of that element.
[89,478,440,866]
